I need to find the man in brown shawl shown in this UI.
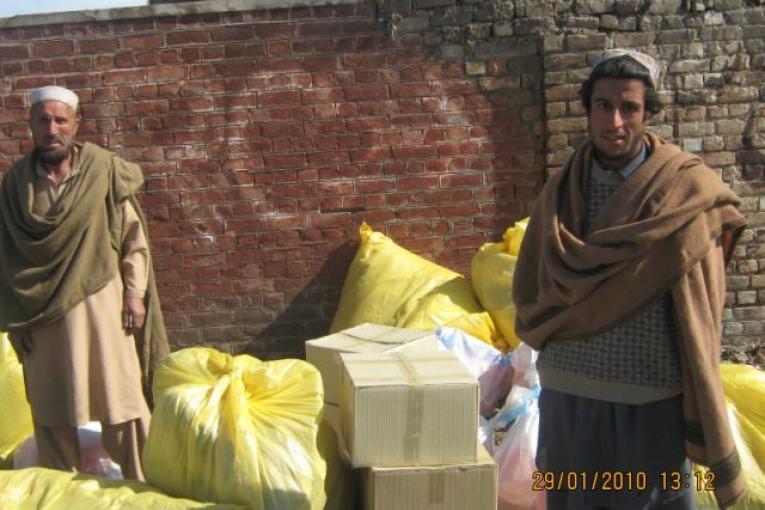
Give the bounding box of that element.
[0,86,169,481]
[513,51,747,509]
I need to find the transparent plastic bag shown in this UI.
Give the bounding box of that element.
[437,327,514,417]
[13,422,122,480]
[143,348,328,510]
[495,398,546,510]
[493,342,545,510]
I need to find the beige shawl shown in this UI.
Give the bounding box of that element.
[513,132,747,508]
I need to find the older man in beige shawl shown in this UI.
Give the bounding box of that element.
[513,52,746,509]
[0,86,169,481]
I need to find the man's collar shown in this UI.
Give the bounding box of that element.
[592,142,648,179]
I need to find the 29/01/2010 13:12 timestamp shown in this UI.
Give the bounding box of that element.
[531,470,715,491]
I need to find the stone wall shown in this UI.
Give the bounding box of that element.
[0,0,762,357]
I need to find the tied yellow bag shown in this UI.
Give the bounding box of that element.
[695,364,765,510]
[143,348,328,510]
[0,332,33,467]
[331,222,500,347]
[0,467,245,510]
[470,218,529,351]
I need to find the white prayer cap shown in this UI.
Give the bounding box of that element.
[29,86,79,112]
[591,49,662,89]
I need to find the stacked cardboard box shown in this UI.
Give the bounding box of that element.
[306,324,497,510]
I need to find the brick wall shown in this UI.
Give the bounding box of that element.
[0,0,762,357]
[0,0,542,357]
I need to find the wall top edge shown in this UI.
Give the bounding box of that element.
[0,0,366,29]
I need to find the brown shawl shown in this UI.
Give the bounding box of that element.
[513,132,747,508]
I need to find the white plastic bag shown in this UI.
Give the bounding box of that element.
[436,327,514,417]
[493,342,545,510]
[495,398,545,510]
[13,422,122,479]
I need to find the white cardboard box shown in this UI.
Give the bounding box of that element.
[340,349,479,467]
[305,323,438,405]
[360,444,497,510]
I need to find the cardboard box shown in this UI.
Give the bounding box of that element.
[306,323,438,405]
[340,349,479,467]
[361,444,497,510]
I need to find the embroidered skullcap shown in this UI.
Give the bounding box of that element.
[29,86,79,112]
[591,49,662,89]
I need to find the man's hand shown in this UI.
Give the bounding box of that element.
[123,296,146,333]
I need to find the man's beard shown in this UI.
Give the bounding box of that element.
[34,141,72,165]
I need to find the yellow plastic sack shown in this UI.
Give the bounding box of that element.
[143,348,328,510]
[0,467,245,509]
[331,222,500,347]
[470,218,529,351]
[0,332,33,467]
[695,364,765,509]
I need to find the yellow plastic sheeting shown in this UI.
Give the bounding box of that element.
[695,364,765,510]
[331,222,500,347]
[470,218,528,351]
[143,348,328,510]
[0,332,33,467]
[0,467,244,510]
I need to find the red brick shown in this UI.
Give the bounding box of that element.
[257,90,301,106]
[102,69,146,84]
[350,147,392,163]
[263,154,307,169]
[251,23,296,40]
[396,207,440,220]
[356,178,396,194]
[167,30,209,45]
[210,25,254,42]
[171,96,214,111]
[393,146,437,159]
[3,62,24,75]
[389,50,427,66]
[0,45,29,59]
[302,88,345,103]
[308,150,350,165]
[300,55,339,72]
[136,52,159,66]
[122,34,164,50]
[346,84,387,101]
[391,83,435,98]
[304,120,346,136]
[261,122,303,137]
[436,141,480,157]
[298,21,344,37]
[30,40,73,57]
[343,52,386,68]
[391,114,432,128]
[346,117,390,131]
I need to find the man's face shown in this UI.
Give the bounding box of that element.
[587,78,649,170]
[29,100,79,165]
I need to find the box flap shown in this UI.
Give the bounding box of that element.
[340,350,477,388]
